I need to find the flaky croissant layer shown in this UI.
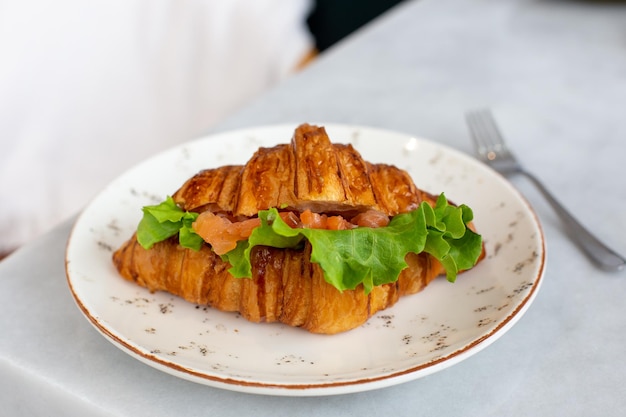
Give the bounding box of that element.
[113,237,443,334]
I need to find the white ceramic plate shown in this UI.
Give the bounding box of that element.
[66,124,545,396]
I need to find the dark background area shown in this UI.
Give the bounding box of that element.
[307,0,406,51]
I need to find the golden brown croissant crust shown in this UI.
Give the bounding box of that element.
[112,124,452,334]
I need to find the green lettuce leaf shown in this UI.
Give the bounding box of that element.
[136,196,203,250]
[420,194,482,282]
[136,194,483,294]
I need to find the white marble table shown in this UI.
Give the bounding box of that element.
[2,0,625,415]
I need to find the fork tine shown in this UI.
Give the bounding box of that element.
[465,110,488,157]
[465,109,509,160]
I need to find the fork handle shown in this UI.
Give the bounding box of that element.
[520,170,625,271]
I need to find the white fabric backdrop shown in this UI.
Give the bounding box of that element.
[0,0,313,252]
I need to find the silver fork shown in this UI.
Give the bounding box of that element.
[466,109,625,272]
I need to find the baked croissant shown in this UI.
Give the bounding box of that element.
[112,124,479,334]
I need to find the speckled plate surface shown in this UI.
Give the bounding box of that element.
[66,124,545,396]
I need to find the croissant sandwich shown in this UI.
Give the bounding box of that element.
[113,124,484,334]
